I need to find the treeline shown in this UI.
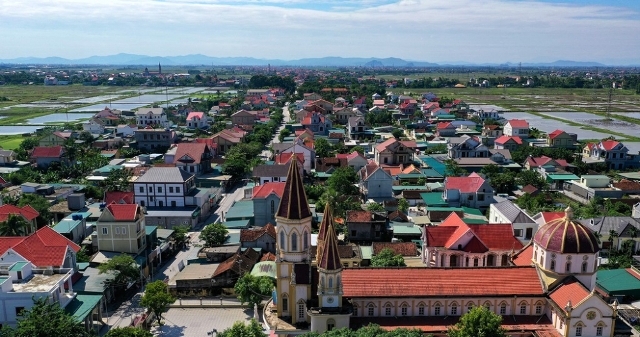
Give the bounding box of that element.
[248,75,296,93]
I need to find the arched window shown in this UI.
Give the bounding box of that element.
[473,257,479,267]
[400,302,409,316]
[271,200,275,214]
[596,322,605,336]
[451,302,458,315]
[519,301,527,315]
[327,319,336,331]
[280,231,286,250]
[575,322,584,336]
[450,255,458,267]
[417,302,426,316]
[434,302,442,316]
[384,302,393,316]
[550,259,556,271]
[291,232,298,251]
[282,293,289,311]
[566,262,571,272]
[353,304,359,317]
[483,301,491,310]
[297,300,306,320]
[367,303,375,316]
[467,302,474,313]
[499,302,507,315]
[501,254,509,266]
[487,254,495,266]
[535,302,543,315]
[582,261,588,273]
[303,231,309,250]
[328,277,333,288]
[534,251,537,261]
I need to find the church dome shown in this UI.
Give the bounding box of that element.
[533,207,599,254]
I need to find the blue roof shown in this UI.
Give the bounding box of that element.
[53,219,82,234]
[223,219,251,229]
[145,226,157,235]
[226,200,254,219]
[417,155,446,175]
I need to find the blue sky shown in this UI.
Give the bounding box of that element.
[0,0,639,64]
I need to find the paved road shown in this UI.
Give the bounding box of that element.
[261,103,291,159]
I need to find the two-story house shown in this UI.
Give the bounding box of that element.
[503,119,529,137]
[494,135,523,151]
[185,112,208,129]
[133,167,196,208]
[436,122,457,137]
[212,128,247,155]
[251,182,285,227]
[96,204,146,255]
[447,135,489,159]
[334,108,358,124]
[301,112,332,136]
[345,210,388,242]
[93,107,122,126]
[134,129,176,152]
[240,223,276,254]
[374,138,416,166]
[39,131,75,147]
[488,200,538,244]
[231,110,257,126]
[443,173,494,210]
[336,152,368,173]
[30,145,66,168]
[358,161,394,201]
[583,139,640,170]
[82,118,105,134]
[135,108,170,128]
[547,129,577,149]
[346,116,371,140]
[170,142,212,175]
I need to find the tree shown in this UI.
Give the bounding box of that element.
[0,214,31,236]
[391,129,404,139]
[444,159,465,177]
[16,193,52,227]
[105,327,153,337]
[371,248,406,267]
[218,319,265,337]
[172,225,190,248]
[76,247,91,263]
[8,297,91,337]
[300,323,424,337]
[315,138,331,158]
[234,273,274,307]
[327,167,359,196]
[516,170,547,189]
[278,128,291,142]
[366,202,384,212]
[398,198,410,213]
[447,306,507,337]
[350,146,365,155]
[201,222,229,247]
[98,254,140,287]
[141,280,176,326]
[104,167,133,192]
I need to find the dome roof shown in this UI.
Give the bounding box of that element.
[533,207,599,254]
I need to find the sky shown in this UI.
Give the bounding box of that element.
[0,0,639,64]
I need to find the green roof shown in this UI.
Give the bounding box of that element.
[546,173,580,181]
[360,246,373,260]
[596,269,640,295]
[462,218,489,224]
[226,200,254,219]
[417,156,446,175]
[93,165,122,174]
[392,225,422,235]
[251,261,277,279]
[618,172,640,181]
[398,173,425,179]
[427,207,464,212]
[315,172,333,178]
[76,262,90,271]
[145,226,157,235]
[392,186,430,191]
[420,192,447,206]
[65,293,103,322]
[53,219,82,234]
[223,219,251,229]
[9,262,28,272]
[421,168,443,178]
[462,207,484,216]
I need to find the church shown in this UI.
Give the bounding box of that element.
[265,159,630,337]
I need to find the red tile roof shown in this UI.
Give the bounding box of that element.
[260,252,276,262]
[372,242,417,256]
[342,266,543,297]
[462,235,488,253]
[548,129,566,140]
[106,204,139,221]
[425,214,521,252]
[375,138,397,152]
[252,182,286,199]
[469,224,523,251]
[274,152,304,165]
[445,172,486,193]
[173,142,208,164]
[424,226,458,246]
[549,279,590,311]
[537,211,565,223]
[31,146,64,158]
[0,227,80,267]
[104,191,134,205]
[613,179,640,191]
[346,210,372,223]
[600,139,620,151]
[436,122,453,129]
[186,111,204,120]
[240,223,277,242]
[495,135,523,145]
[512,244,534,266]
[0,204,39,222]
[507,119,529,128]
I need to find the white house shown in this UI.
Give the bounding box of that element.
[135,108,170,128]
[81,119,105,134]
[186,111,208,129]
[116,124,137,137]
[489,200,538,244]
[504,119,529,137]
[133,167,196,208]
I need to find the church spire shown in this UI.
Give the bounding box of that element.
[276,158,311,220]
[316,202,333,263]
[318,222,341,271]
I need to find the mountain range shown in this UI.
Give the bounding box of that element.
[0,53,620,67]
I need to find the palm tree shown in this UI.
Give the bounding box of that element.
[0,214,30,236]
[609,229,619,254]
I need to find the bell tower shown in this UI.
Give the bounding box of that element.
[275,159,312,324]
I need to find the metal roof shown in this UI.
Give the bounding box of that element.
[491,200,536,224]
[135,167,193,183]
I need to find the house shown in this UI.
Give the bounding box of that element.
[309,99,333,113]
[336,152,368,173]
[211,128,246,155]
[346,116,371,140]
[578,216,640,251]
[231,110,257,126]
[240,223,276,254]
[93,107,121,126]
[566,175,624,201]
[133,167,199,209]
[30,145,66,168]
[301,112,332,136]
[547,129,577,149]
[489,200,538,244]
[436,122,456,137]
[133,129,176,152]
[252,162,298,185]
[524,155,571,171]
[374,138,416,166]
[39,131,75,147]
[422,212,523,267]
[358,161,394,201]
[481,125,503,138]
[447,135,489,159]
[82,118,105,134]
[211,248,260,287]
[277,141,315,172]
[96,204,146,255]
[503,119,529,137]
[334,108,358,124]
[185,111,208,129]
[583,139,640,170]
[345,210,388,242]
[52,212,89,245]
[0,204,40,235]
[252,182,286,227]
[115,124,137,137]
[315,157,347,174]
[0,149,16,165]
[469,109,501,122]
[443,173,494,210]
[104,191,135,205]
[494,135,523,151]
[171,142,213,175]
[135,107,170,128]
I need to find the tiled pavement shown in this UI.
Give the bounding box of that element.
[152,307,262,337]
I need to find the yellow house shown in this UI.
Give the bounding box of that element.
[96,204,146,255]
[547,129,577,149]
[39,131,74,147]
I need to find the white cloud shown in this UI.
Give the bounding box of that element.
[0,0,638,63]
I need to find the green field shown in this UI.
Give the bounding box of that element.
[0,135,26,150]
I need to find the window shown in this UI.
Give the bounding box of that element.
[115,227,120,235]
[550,260,556,271]
[140,201,145,207]
[576,326,582,336]
[473,258,479,267]
[596,326,603,336]
[15,307,25,316]
[158,187,162,193]
[385,306,391,316]
[291,232,298,251]
[513,229,523,237]
[520,305,526,315]
[176,187,181,193]
[158,201,163,207]
[102,227,108,235]
[149,186,153,193]
[368,304,374,316]
[566,262,571,272]
[467,194,473,200]
[271,200,275,214]
[327,319,335,331]
[282,296,288,310]
[328,277,333,288]
[418,305,425,316]
[451,304,458,315]
[434,305,441,316]
[500,304,506,315]
[351,230,357,237]
[353,306,358,316]
[401,306,408,316]
[582,261,588,272]
[122,227,126,235]
[478,194,485,201]
[298,303,305,319]
[468,305,474,313]
[139,186,144,193]
[535,304,542,315]
[303,232,308,250]
[169,187,174,193]
[280,231,286,250]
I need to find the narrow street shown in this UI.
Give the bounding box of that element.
[261,102,291,159]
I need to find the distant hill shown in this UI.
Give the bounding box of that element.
[0,54,617,67]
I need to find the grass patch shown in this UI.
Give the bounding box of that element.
[0,135,26,150]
